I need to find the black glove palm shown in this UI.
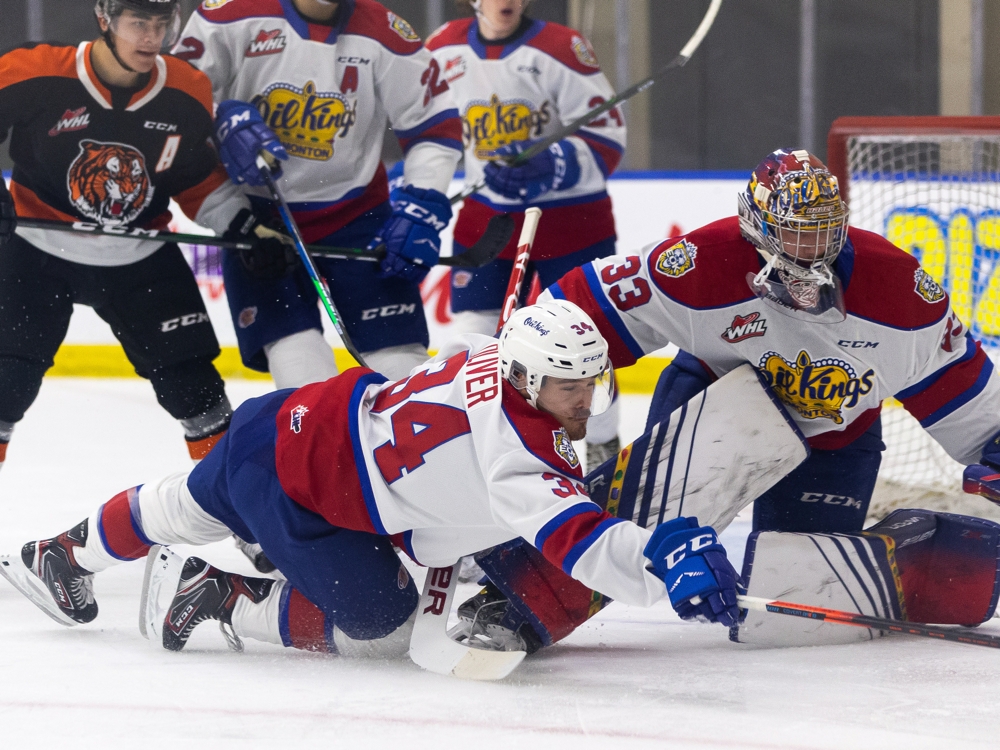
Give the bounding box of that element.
[226,209,298,280]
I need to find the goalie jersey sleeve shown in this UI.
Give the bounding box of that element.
[175,0,462,241]
[273,335,666,607]
[542,216,1000,461]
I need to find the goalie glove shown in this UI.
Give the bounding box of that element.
[644,516,742,627]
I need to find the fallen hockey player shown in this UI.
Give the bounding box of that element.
[0,300,742,661]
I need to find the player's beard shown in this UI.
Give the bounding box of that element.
[561,416,588,441]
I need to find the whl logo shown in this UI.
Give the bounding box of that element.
[49,107,90,136]
[246,29,287,57]
[721,312,767,343]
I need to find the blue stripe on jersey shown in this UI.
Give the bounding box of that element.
[278,0,351,43]
[919,353,994,428]
[849,306,949,331]
[466,18,545,60]
[561,517,626,575]
[395,108,459,139]
[895,335,977,400]
[349,372,390,535]
[468,190,610,213]
[534,501,600,550]
[581,262,645,359]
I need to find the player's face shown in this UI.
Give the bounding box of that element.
[104,11,171,72]
[477,0,527,39]
[536,376,594,441]
[780,227,827,265]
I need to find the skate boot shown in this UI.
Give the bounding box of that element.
[586,436,621,473]
[161,554,275,652]
[0,519,97,626]
[234,536,277,574]
[451,581,543,654]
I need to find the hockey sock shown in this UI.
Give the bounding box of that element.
[279,587,332,652]
[180,399,232,462]
[263,329,338,390]
[74,487,154,573]
[231,578,286,645]
[0,419,13,470]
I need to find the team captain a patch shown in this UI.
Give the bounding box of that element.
[553,428,580,470]
[655,239,697,278]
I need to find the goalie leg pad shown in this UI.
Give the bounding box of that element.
[868,509,1000,625]
[732,530,903,647]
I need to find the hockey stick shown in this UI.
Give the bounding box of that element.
[449,0,724,205]
[738,595,1000,649]
[408,208,543,681]
[15,216,508,268]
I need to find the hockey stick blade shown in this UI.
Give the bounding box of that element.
[409,563,526,680]
[739,594,1000,649]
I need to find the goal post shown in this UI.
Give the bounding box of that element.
[826,116,1000,517]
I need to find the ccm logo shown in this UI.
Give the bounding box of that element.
[799,492,862,509]
[423,566,452,615]
[160,312,209,332]
[145,121,178,132]
[665,533,715,569]
[361,303,416,321]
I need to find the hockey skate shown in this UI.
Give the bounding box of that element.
[451,582,543,654]
[233,535,278,575]
[141,544,273,652]
[0,520,97,627]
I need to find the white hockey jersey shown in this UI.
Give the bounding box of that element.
[543,217,1000,464]
[272,334,666,608]
[175,0,463,242]
[426,16,626,260]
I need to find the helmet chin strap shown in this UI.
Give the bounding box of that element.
[102,29,138,74]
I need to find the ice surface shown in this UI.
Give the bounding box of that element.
[1,379,999,748]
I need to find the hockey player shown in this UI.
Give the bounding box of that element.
[0,0,273,468]
[425,0,626,469]
[173,0,463,386]
[0,300,740,658]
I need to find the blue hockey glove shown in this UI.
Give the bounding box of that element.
[0,179,15,247]
[644,516,742,628]
[483,139,581,202]
[372,185,452,284]
[981,428,1000,470]
[213,100,288,187]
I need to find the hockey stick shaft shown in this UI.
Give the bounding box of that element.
[738,595,1000,649]
[497,207,543,332]
[15,217,501,268]
[258,161,368,368]
[449,0,724,205]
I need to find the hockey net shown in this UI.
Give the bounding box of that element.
[827,117,1000,520]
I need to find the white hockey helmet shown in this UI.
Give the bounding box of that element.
[499,300,613,417]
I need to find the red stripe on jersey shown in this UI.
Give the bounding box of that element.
[285,589,329,652]
[174,164,229,224]
[397,117,464,154]
[10,181,80,223]
[197,0,284,23]
[806,407,882,451]
[900,345,989,422]
[501,382,584,477]
[275,368,381,535]
[540,508,614,571]
[290,164,389,243]
[344,1,423,56]
[843,228,950,330]
[425,18,474,50]
[454,196,615,261]
[578,133,622,176]
[552,266,638,368]
[526,23,602,75]
[0,44,76,88]
[98,489,151,560]
[160,55,215,116]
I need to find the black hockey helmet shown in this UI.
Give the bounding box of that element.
[94,0,182,48]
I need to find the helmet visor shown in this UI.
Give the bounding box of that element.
[535,363,615,422]
[108,8,181,50]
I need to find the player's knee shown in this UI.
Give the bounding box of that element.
[263,328,338,389]
[147,356,230,422]
[0,355,50,423]
[332,609,416,659]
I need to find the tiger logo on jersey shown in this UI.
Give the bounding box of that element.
[914,269,946,304]
[252,82,356,161]
[654,239,698,278]
[757,350,874,424]
[67,140,153,227]
[464,94,551,161]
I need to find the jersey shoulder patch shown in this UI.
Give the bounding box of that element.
[0,43,76,88]
[344,0,423,55]
[646,217,760,310]
[500,382,583,478]
[197,0,284,23]
[526,22,601,74]
[161,55,215,114]
[425,18,474,51]
[843,228,949,329]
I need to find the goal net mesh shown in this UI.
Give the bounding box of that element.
[839,122,1000,517]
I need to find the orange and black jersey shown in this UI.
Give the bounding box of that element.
[0,41,244,266]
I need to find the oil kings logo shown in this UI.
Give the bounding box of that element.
[721,312,767,343]
[252,81,356,161]
[246,29,287,57]
[655,239,697,278]
[464,94,551,160]
[387,12,419,41]
[914,268,945,304]
[758,350,874,424]
[553,429,580,470]
[571,35,599,68]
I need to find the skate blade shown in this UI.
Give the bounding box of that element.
[139,544,185,646]
[0,554,78,628]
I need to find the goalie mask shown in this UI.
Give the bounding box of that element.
[738,149,850,323]
[95,0,182,55]
[499,300,614,422]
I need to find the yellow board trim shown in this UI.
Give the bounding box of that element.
[49,345,671,393]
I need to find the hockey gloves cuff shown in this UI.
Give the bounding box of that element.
[225,209,298,280]
[966,430,1000,504]
[483,139,581,202]
[0,179,15,247]
[214,100,288,187]
[372,185,452,284]
[644,516,742,628]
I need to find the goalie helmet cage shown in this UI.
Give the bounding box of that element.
[827,116,1000,514]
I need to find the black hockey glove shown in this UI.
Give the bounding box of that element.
[0,179,16,247]
[225,209,299,280]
